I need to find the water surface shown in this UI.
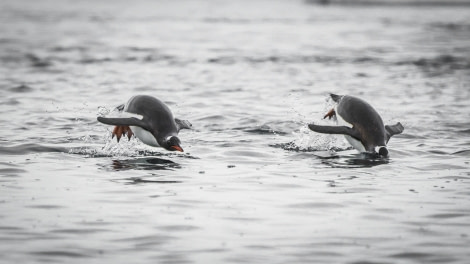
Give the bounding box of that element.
[1,0,470,263]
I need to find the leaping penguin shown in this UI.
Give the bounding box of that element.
[308,94,404,157]
[97,95,192,152]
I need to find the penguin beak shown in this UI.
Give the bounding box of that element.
[171,145,184,152]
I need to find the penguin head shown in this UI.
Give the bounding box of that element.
[164,136,184,152]
[374,146,389,157]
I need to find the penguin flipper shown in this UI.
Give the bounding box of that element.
[175,118,192,132]
[385,122,404,143]
[97,117,149,130]
[308,123,361,139]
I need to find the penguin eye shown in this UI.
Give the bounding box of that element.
[168,136,180,145]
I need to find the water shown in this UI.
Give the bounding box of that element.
[1,0,470,263]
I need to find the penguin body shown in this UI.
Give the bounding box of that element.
[309,94,404,156]
[97,95,191,152]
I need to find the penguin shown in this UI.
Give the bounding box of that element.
[97,95,192,152]
[308,94,404,157]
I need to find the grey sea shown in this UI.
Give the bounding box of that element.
[1,0,470,263]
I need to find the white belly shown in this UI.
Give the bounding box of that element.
[335,107,366,152]
[130,126,160,147]
[344,135,366,152]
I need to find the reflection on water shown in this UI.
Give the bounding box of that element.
[125,177,182,184]
[116,175,183,185]
[109,157,180,171]
[320,153,390,168]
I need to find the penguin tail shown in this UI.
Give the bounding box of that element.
[115,104,125,112]
[330,93,343,102]
[385,122,404,143]
[175,118,192,132]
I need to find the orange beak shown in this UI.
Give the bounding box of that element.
[171,145,184,152]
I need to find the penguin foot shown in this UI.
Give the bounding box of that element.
[112,126,133,142]
[323,108,336,119]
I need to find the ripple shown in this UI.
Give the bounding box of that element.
[349,261,392,264]
[427,213,468,219]
[389,252,434,260]
[289,202,345,209]
[396,54,470,75]
[114,234,175,249]
[206,54,383,66]
[157,225,200,232]
[8,84,33,93]
[25,205,65,209]
[124,177,182,184]
[0,143,67,155]
[0,168,27,176]
[51,228,110,234]
[105,157,180,171]
[453,149,470,155]
[2,98,20,105]
[428,22,470,31]
[25,53,53,67]
[240,125,288,136]
[31,251,90,258]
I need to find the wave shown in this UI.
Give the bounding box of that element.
[0,143,67,155]
[207,55,381,65]
[2,49,386,69]
[305,0,470,6]
[428,22,470,31]
[396,54,470,75]
[8,84,33,93]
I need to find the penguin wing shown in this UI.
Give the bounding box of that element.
[175,118,192,132]
[308,123,361,140]
[385,122,404,143]
[97,117,150,130]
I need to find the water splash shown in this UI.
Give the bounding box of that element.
[97,105,110,117]
[70,130,168,158]
[281,94,350,152]
[288,125,349,152]
[70,105,186,158]
[99,136,143,157]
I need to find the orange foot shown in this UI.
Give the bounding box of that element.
[112,126,133,142]
[323,108,336,119]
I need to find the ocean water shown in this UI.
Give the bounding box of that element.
[1,0,470,263]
